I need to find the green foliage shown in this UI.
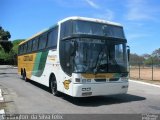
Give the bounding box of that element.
[0,41,13,53]
[130,53,145,65]
[130,48,160,66]
[144,56,160,65]
[12,39,25,54]
[0,26,12,53]
[0,26,11,40]
[0,46,12,61]
[0,39,25,64]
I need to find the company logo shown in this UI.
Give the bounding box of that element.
[23,55,33,61]
[63,80,71,90]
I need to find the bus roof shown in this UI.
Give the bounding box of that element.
[19,16,123,46]
[58,16,122,27]
[19,28,48,45]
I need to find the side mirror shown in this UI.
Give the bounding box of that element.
[127,46,130,62]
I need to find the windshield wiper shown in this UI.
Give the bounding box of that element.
[94,47,106,74]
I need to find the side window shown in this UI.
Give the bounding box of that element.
[18,45,21,54]
[47,27,58,48]
[23,43,27,53]
[21,45,24,54]
[38,33,47,50]
[32,38,39,51]
[27,40,32,53]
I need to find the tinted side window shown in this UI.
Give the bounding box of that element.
[20,45,24,54]
[23,43,27,53]
[27,40,32,53]
[32,38,39,51]
[38,33,47,50]
[47,27,58,48]
[18,45,22,54]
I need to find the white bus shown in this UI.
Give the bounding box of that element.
[18,16,129,97]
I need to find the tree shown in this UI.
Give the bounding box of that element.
[152,48,160,58]
[12,39,25,54]
[0,26,11,41]
[130,53,145,65]
[0,26,12,53]
[0,39,24,65]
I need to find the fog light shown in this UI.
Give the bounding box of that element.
[122,85,128,88]
[82,88,86,91]
[86,87,91,91]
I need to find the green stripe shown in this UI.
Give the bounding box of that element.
[32,51,49,77]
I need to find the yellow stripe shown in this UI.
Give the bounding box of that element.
[81,73,114,79]
[18,53,37,79]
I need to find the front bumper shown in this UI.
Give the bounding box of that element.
[72,82,128,97]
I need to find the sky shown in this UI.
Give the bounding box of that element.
[1,0,160,55]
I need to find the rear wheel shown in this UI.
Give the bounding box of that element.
[22,69,28,82]
[21,69,24,80]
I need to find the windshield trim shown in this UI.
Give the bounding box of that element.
[60,34,127,43]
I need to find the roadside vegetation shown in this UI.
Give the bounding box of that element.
[0,39,24,65]
[130,48,160,66]
[0,26,24,64]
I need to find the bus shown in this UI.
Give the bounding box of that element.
[18,16,130,97]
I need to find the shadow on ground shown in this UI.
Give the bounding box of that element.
[27,79,146,107]
[61,94,146,107]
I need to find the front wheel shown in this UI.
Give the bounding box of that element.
[50,78,60,96]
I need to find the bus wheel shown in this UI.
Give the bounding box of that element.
[21,69,23,79]
[50,77,59,96]
[22,70,28,82]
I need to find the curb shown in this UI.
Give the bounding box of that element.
[129,80,160,88]
[0,89,5,114]
[8,65,18,69]
[0,89,4,101]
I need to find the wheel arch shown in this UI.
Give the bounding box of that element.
[49,73,56,88]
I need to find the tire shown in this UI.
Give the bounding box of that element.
[22,70,28,82]
[50,76,59,96]
[21,69,24,80]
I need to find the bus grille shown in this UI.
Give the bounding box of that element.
[94,79,106,82]
[109,78,119,81]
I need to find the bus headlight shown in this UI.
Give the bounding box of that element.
[75,78,92,83]
[75,78,81,82]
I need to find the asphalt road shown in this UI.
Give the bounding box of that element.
[0,65,160,116]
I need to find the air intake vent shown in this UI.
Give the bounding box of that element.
[94,79,106,82]
[109,78,119,81]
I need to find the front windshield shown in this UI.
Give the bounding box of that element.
[74,39,106,73]
[59,38,128,76]
[73,20,125,39]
